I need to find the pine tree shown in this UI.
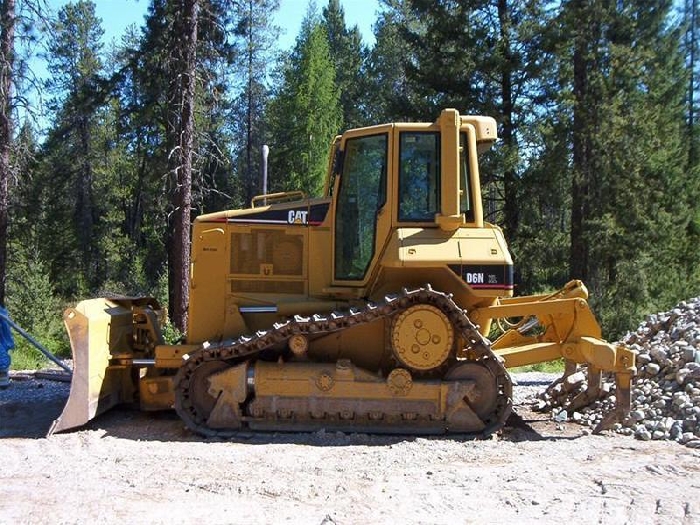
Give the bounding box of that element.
[166,0,199,332]
[231,0,280,206]
[108,0,240,323]
[0,0,15,306]
[42,0,106,295]
[365,0,422,121]
[267,8,342,197]
[560,0,694,335]
[322,0,366,128]
[684,0,700,170]
[369,0,551,243]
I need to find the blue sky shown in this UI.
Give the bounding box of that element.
[275,0,380,48]
[32,1,380,130]
[52,0,381,50]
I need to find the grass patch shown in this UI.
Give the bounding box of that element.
[7,331,70,371]
[509,358,565,374]
[9,346,54,371]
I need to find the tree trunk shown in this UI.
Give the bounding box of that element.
[570,35,589,282]
[688,0,698,169]
[77,114,94,285]
[0,0,15,307]
[168,0,199,332]
[569,0,604,283]
[497,0,518,244]
[246,0,254,204]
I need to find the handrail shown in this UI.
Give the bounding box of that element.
[251,191,306,208]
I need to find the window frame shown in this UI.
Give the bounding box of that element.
[333,132,389,282]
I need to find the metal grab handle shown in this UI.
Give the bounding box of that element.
[251,191,306,207]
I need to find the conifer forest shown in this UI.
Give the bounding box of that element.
[2,0,700,364]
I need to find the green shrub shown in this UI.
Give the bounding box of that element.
[5,242,68,370]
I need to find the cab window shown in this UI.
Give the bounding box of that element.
[334,133,388,281]
[398,132,440,222]
[459,132,474,222]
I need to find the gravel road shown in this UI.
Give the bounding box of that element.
[1,371,698,524]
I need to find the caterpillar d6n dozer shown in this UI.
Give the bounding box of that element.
[50,109,635,437]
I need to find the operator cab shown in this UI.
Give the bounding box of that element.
[328,109,498,285]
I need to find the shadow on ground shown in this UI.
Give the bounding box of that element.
[1,380,584,445]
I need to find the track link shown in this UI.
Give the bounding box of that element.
[173,286,513,437]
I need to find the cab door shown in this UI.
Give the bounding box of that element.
[332,126,393,287]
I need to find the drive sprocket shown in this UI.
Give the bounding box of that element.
[391,303,454,372]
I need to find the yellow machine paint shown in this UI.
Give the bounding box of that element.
[51,109,635,437]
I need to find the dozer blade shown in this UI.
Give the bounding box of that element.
[49,298,157,436]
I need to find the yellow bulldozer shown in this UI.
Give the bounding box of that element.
[50,109,635,437]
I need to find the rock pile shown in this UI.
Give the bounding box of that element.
[535,298,700,448]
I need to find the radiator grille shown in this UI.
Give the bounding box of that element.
[230,229,303,276]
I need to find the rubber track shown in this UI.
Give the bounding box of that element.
[173,286,513,437]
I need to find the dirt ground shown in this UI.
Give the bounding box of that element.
[1,373,698,525]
